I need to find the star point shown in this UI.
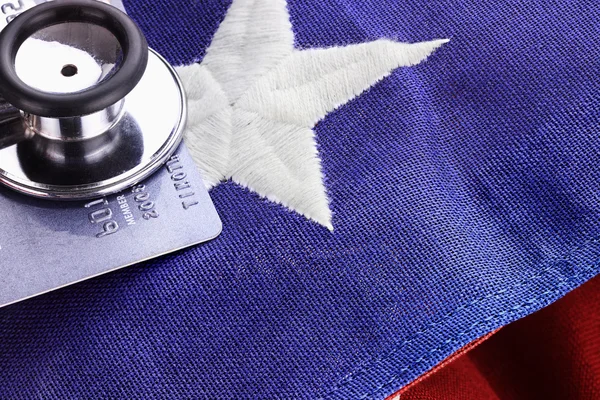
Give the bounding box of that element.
[178,0,448,229]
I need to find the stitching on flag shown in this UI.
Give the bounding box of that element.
[322,236,600,398]
[177,0,447,230]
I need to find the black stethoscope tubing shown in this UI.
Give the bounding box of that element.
[0,0,148,118]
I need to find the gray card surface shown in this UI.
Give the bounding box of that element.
[0,145,222,307]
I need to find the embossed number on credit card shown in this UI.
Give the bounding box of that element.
[0,145,222,308]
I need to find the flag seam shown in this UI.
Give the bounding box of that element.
[359,265,600,399]
[321,236,600,399]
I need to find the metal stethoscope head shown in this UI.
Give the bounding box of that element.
[0,0,186,200]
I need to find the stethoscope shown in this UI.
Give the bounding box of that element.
[0,0,186,200]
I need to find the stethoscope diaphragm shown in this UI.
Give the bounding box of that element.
[0,0,186,200]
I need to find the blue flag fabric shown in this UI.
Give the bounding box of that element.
[2,1,600,399]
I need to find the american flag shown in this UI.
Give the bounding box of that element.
[1,0,599,398]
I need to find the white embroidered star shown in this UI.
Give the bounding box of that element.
[177,0,448,230]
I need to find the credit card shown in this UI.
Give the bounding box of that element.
[0,144,222,307]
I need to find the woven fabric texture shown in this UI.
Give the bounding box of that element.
[1,1,600,399]
[400,274,600,400]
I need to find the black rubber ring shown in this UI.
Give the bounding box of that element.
[0,0,148,118]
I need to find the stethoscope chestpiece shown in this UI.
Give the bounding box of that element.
[0,0,186,200]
